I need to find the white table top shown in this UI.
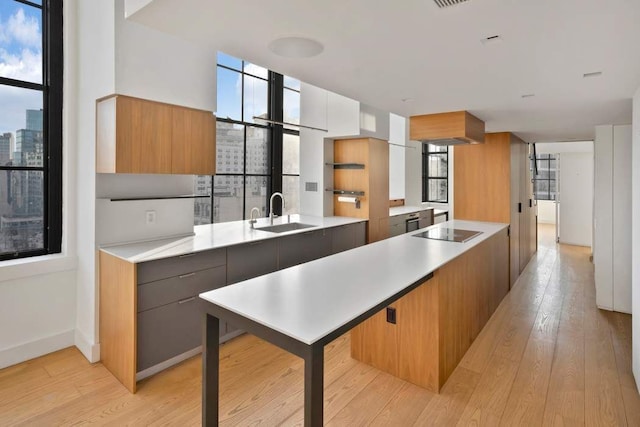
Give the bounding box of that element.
[389,206,434,217]
[200,220,508,345]
[100,214,366,263]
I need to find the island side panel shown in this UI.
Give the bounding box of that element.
[99,251,137,393]
[350,228,509,393]
[437,228,509,385]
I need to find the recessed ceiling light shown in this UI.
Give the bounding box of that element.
[521,94,535,98]
[268,37,324,58]
[583,71,603,78]
[481,35,502,45]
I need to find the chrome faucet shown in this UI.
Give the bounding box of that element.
[269,192,285,225]
[249,207,261,229]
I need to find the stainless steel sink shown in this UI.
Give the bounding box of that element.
[255,222,316,233]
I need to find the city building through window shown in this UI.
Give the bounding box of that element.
[422,144,448,203]
[0,0,63,260]
[194,52,300,224]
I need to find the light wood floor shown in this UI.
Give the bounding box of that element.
[1,224,639,426]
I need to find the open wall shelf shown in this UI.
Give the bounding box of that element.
[325,162,365,170]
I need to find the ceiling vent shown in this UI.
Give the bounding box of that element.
[433,0,470,8]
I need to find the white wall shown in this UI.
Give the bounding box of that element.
[558,152,593,247]
[537,200,556,224]
[0,0,79,368]
[0,271,76,369]
[389,114,406,200]
[631,86,640,392]
[594,125,632,314]
[74,0,218,363]
[405,138,454,213]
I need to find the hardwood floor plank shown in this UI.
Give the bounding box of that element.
[370,382,435,426]
[327,371,405,426]
[457,355,520,425]
[413,366,481,426]
[500,339,557,426]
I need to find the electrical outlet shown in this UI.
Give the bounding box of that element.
[145,210,156,225]
[386,307,396,324]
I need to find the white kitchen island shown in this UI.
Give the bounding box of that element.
[199,220,509,426]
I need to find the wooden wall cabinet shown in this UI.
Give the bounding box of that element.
[97,95,216,175]
[333,138,389,243]
[454,132,537,286]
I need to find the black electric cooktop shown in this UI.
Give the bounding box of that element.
[413,227,482,243]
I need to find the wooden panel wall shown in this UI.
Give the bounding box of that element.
[351,229,509,393]
[454,132,511,223]
[333,138,389,243]
[99,251,137,393]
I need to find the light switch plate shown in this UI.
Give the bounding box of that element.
[145,210,156,225]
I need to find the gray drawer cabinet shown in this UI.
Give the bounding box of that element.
[419,209,434,229]
[137,249,226,284]
[389,222,405,237]
[278,228,332,269]
[135,248,227,375]
[331,222,366,254]
[137,296,201,371]
[137,265,226,312]
[227,239,278,284]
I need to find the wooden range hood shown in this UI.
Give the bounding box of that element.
[409,111,485,145]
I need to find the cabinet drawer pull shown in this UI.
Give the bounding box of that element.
[179,272,196,279]
[179,253,196,259]
[178,297,196,304]
[249,241,264,246]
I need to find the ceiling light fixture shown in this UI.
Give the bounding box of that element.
[583,71,603,78]
[481,35,503,45]
[401,98,414,102]
[268,37,324,58]
[521,94,535,98]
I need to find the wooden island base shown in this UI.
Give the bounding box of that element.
[351,227,509,392]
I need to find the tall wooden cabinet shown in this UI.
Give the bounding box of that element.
[454,132,536,286]
[97,94,216,175]
[332,138,389,243]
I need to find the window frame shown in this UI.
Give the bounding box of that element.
[197,55,300,224]
[422,144,449,204]
[0,0,63,261]
[533,153,557,201]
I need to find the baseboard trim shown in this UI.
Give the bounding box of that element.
[0,329,75,369]
[74,329,100,363]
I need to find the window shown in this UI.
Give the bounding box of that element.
[194,53,300,224]
[422,144,448,203]
[533,154,557,201]
[0,0,63,260]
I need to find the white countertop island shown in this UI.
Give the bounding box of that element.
[200,219,506,345]
[199,219,509,426]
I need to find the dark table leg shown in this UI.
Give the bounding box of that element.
[304,344,324,427]
[202,314,219,427]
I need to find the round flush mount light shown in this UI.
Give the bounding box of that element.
[268,37,324,58]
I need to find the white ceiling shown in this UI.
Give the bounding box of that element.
[129,0,640,142]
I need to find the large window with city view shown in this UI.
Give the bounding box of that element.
[422,144,448,203]
[194,52,300,225]
[0,0,62,260]
[533,154,557,201]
